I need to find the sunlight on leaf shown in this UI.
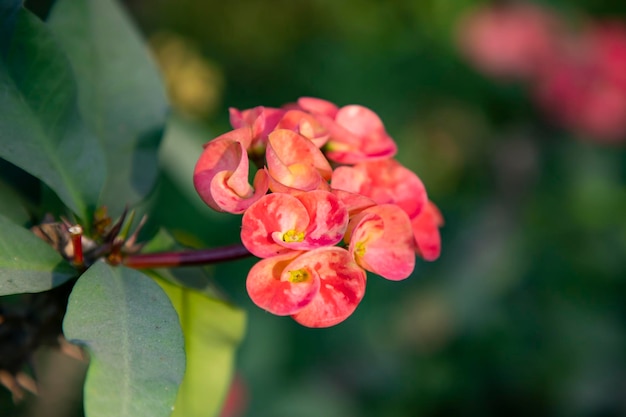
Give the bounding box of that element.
[153,274,247,417]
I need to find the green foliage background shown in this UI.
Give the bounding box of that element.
[2,0,626,416]
[131,0,626,416]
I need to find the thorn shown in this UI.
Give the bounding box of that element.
[15,372,38,396]
[58,336,88,363]
[124,214,148,252]
[103,208,128,243]
[118,209,137,241]
[0,370,25,403]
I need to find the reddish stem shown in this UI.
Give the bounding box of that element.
[122,244,252,269]
[68,226,84,267]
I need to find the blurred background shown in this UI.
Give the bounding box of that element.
[14,0,626,416]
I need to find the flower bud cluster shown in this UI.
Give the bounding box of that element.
[194,97,442,327]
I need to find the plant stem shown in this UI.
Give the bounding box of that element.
[68,225,84,268]
[121,244,252,269]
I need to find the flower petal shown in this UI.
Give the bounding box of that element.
[296,190,348,249]
[246,251,319,316]
[266,129,332,192]
[331,159,427,218]
[348,204,415,280]
[194,130,268,214]
[241,193,310,258]
[290,247,366,328]
[297,97,339,118]
[276,109,330,148]
[322,105,397,164]
[411,200,444,261]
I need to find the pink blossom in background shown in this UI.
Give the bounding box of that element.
[457,2,626,143]
[534,23,626,142]
[457,2,559,80]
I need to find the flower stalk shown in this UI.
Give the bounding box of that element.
[122,244,252,269]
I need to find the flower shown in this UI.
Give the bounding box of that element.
[195,97,443,326]
[246,247,367,327]
[296,97,397,163]
[240,191,348,258]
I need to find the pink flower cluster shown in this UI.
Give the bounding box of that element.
[194,97,443,327]
[458,3,626,143]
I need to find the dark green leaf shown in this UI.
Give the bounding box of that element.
[0,178,30,225]
[48,0,168,216]
[0,9,106,221]
[63,262,185,417]
[0,0,21,57]
[154,274,246,417]
[0,213,75,296]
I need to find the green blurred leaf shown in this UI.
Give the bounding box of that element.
[153,274,246,417]
[152,114,239,247]
[48,0,169,216]
[63,262,185,417]
[0,8,106,221]
[159,114,212,210]
[0,178,30,225]
[0,0,20,57]
[0,213,76,296]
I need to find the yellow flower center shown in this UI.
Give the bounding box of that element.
[355,241,366,258]
[288,269,310,283]
[283,229,305,243]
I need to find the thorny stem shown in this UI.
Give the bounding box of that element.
[121,244,252,269]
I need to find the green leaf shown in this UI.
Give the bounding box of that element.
[0,178,30,225]
[0,0,21,57]
[48,0,168,216]
[0,213,76,296]
[159,114,212,211]
[63,262,185,417]
[153,274,247,417]
[0,9,106,221]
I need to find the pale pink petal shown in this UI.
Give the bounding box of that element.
[296,97,339,118]
[276,109,330,148]
[209,168,269,214]
[290,247,366,328]
[229,106,285,152]
[194,130,268,214]
[411,200,444,262]
[292,190,348,249]
[348,204,415,280]
[246,251,319,316]
[265,129,332,192]
[319,105,397,164]
[267,173,331,195]
[241,193,310,258]
[331,159,427,218]
[331,189,377,216]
